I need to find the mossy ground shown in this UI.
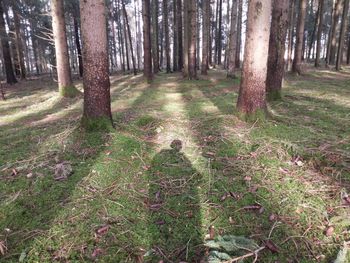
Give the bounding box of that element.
[0,67,349,262]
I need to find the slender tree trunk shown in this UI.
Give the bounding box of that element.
[188,0,197,79]
[266,0,289,101]
[177,0,183,70]
[227,0,238,78]
[235,0,242,68]
[163,0,171,73]
[183,0,189,78]
[142,0,153,81]
[307,4,319,60]
[0,0,17,84]
[122,0,137,75]
[151,0,159,73]
[173,0,178,71]
[315,0,324,67]
[13,8,26,79]
[136,0,142,70]
[73,15,83,77]
[347,29,350,64]
[292,0,307,75]
[287,0,295,70]
[217,0,223,64]
[336,0,349,70]
[123,16,130,71]
[51,0,78,96]
[237,0,272,117]
[329,0,343,65]
[116,1,126,72]
[80,0,112,129]
[201,0,210,75]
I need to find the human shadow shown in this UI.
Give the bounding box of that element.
[147,140,204,262]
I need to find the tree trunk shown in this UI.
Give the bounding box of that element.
[183,0,189,78]
[287,0,295,70]
[188,0,197,79]
[227,0,238,78]
[237,0,272,118]
[80,0,113,129]
[335,0,349,70]
[173,0,178,71]
[266,0,289,101]
[151,0,159,73]
[292,0,307,75]
[51,0,78,96]
[177,0,183,70]
[201,0,210,75]
[13,7,26,79]
[217,0,223,64]
[235,0,242,68]
[73,15,83,77]
[0,0,17,84]
[315,0,324,67]
[307,4,319,60]
[328,0,343,65]
[142,0,153,82]
[163,0,171,73]
[122,0,137,75]
[347,29,350,64]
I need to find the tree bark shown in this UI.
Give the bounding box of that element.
[217,0,223,64]
[0,0,17,84]
[173,0,178,71]
[142,0,153,81]
[122,0,137,75]
[287,0,295,70]
[235,0,243,68]
[183,0,189,77]
[73,15,83,77]
[13,7,26,79]
[80,0,113,129]
[151,0,159,73]
[188,0,197,79]
[201,0,210,75]
[335,0,349,70]
[163,0,171,73]
[266,0,289,100]
[51,0,77,96]
[328,0,343,65]
[315,0,324,67]
[292,0,307,75]
[227,0,238,78]
[177,0,183,70]
[237,0,272,117]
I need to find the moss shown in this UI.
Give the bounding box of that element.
[81,115,114,132]
[237,108,267,123]
[59,85,81,98]
[267,90,282,101]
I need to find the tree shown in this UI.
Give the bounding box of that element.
[327,0,343,66]
[51,0,79,97]
[201,0,210,75]
[177,0,183,70]
[151,0,159,73]
[142,0,153,82]
[227,0,238,78]
[287,0,295,71]
[266,0,289,100]
[0,0,17,84]
[163,0,171,73]
[13,4,26,80]
[188,0,197,79]
[216,0,223,64]
[292,0,307,75]
[183,0,189,77]
[315,0,324,67]
[122,0,137,75]
[336,0,349,70]
[80,0,113,129]
[237,0,272,118]
[235,0,243,68]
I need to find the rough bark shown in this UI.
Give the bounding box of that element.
[266,0,289,100]
[151,0,159,73]
[163,0,171,73]
[142,0,153,81]
[227,0,238,78]
[315,0,324,67]
[336,0,349,70]
[188,0,197,79]
[0,0,17,84]
[51,0,77,96]
[235,0,243,68]
[201,0,210,75]
[292,0,307,75]
[80,0,113,129]
[237,0,272,118]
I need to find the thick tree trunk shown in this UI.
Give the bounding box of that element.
[315,0,324,67]
[336,0,349,70]
[266,0,289,101]
[151,0,159,73]
[80,0,112,129]
[13,8,26,79]
[201,0,210,75]
[51,0,78,96]
[73,15,83,77]
[142,0,153,81]
[287,0,295,70]
[235,0,242,68]
[227,0,238,78]
[0,0,17,84]
[328,0,343,65]
[177,0,183,70]
[122,0,137,75]
[163,0,171,73]
[188,0,197,79]
[237,0,272,118]
[292,0,307,75]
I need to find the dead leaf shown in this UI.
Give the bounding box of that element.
[0,240,7,255]
[244,176,252,182]
[209,225,215,239]
[264,239,279,253]
[325,226,334,237]
[11,169,18,176]
[269,214,277,222]
[91,247,103,258]
[96,225,109,235]
[155,220,165,225]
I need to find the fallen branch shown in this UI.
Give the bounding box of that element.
[222,246,265,263]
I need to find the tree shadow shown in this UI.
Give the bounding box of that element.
[147,140,204,262]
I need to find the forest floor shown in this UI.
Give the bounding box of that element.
[0,67,350,262]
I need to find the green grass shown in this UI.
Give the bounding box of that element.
[0,67,349,262]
